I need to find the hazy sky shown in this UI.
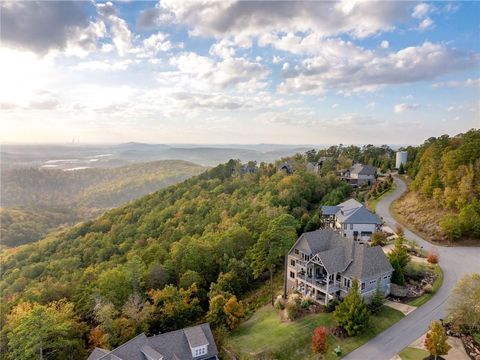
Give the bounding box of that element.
[1,1,479,145]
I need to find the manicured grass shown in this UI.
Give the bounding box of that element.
[399,347,429,360]
[407,264,443,307]
[226,305,404,360]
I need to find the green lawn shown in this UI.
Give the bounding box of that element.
[226,305,404,359]
[399,347,429,360]
[407,264,444,307]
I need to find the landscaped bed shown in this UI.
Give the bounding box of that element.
[225,304,404,360]
[388,262,443,308]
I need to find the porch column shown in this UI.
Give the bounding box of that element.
[325,272,329,306]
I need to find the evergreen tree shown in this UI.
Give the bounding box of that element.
[398,163,405,174]
[333,279,370,336]
[424,320,451,360]
[388,236,410,285]
[367,281,385,314]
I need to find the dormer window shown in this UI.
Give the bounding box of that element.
[194,346,207,357]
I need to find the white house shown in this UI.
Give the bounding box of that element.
[321,199,382,241]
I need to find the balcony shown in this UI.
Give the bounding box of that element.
[297,273,339,293]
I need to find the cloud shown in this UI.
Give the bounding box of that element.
[95,2,132,56]
[158,0,409,40]
[277,41,478,94]
[418,17,435,31]
[74,60,134,71]
[412,3,432,19]
[380,40,389,49]
[394,103,420,113]
[167,52,269,90]
[432,78,480,88]
[136,4,174,30]
[0,1,102,55]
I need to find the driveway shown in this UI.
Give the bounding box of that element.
[344,176,480,360]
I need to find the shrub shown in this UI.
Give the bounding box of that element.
[311,326,329,356]
[370,232,387,247]
[395,225,404,237]
[325,299,339,313]
[424,284,433,294]
[274,295,285,310]
[301,298,312,309]
[286,293,302,320]
[427,249,439,264]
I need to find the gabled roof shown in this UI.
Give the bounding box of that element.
[348,163,377,176]
[344,245,393,279]
[290,229,392,280]
[88,324,217,360]
[342,206,381,225]
[184,325,209,348]
[321,198,381,225]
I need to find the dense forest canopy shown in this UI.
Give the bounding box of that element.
[0,142,443,359]
[402,129,480,240]
[1,153,358,359]
[1,160,206,247]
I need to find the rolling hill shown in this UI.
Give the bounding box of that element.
[1,160,207,247]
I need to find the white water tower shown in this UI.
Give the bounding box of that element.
[395,151,408,169]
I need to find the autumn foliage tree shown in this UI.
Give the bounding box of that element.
[311,326,329,357]
[424,320,451,360]
[4,300,87,360]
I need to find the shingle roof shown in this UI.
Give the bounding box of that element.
[342,206,381,224]
[184,325,209,348]
[321,198,381,225]
[349,163,377,176]
[321,206,341,215]
[344,245,393,279]
[290,229,392,280]
[88,348,109,360]
[89,324,217,360]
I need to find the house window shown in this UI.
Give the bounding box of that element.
[343,278,350,288]
[361,231,372,237]
[369,279,377,285]
[290,259,295,267]
[361,282,365,290]
[344,223,347,230]
[294,249,299,255]
[350,224,353,230]
[290,271,295,279]
[194,346,207,357]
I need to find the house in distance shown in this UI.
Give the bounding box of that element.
[341,163,377,187]
[321,198,382,241]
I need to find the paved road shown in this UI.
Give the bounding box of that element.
[344,176,480,360]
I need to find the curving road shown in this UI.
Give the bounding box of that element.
[344,176,480,360]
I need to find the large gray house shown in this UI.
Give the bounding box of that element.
[341,163,377,187]
[87,323,218,360]
[321,198,382,241]
[285,229,393,305]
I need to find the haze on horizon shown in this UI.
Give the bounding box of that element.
[1,1,479,145]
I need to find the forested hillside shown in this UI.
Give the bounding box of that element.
[395,129,480,242]
[0,157,352,359]
[0,161,206,247]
